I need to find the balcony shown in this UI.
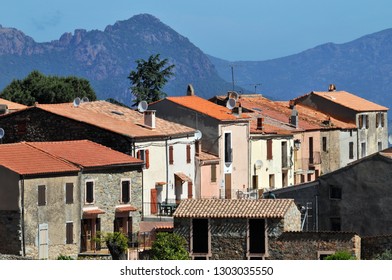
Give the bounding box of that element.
[295,152,321,170]
[143,200,179,219]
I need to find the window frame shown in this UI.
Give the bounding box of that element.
[66,221,74,244]
[224,132,232,163]
[191,218,210,259]
[210,164,217,183]
[247,218,267,259]
[121,179,131,204]
[349,142,354,159]
[329,185,342,200]
[85,180,95,204]
[38,185,46,206]
[65,183,74,204]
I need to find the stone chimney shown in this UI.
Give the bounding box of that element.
[257,117,263,130]
[290,106,299,128]
[328,84,336,91]
[187,84,195,96]
[144,110,156,129]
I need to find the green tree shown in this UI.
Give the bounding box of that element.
[128,54,175,105]
[104,232,129,260]
[0,70,97,106]
[150,232,189,260]
[325,251,356,260]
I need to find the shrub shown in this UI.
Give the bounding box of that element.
[150,232,189,260]
[57,254,74,260]
[374,249,392,260]
[325,251,356,260]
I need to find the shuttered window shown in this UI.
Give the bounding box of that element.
[66,222,73,244]
[38,185,46,206]
[86,181,94,204]
[267,139,273,160]
[186,145,191,163]
[169,145,174,165]
[137,149,150,169]
[210,164,217,183]
[188,182,193,199]
[66,183,73,204]
[121,180,130,203]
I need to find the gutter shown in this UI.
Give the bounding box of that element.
[20,176,26,256]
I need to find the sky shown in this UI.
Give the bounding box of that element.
[2,0,392,61]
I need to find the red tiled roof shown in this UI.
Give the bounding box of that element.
[115,205,138,212]
[310,91,388,112]
[0,142,79,176]
[27,140,142,168]
[196,151,220,162]
[36,101,195,139]
[0,98,27,111]
[165,95,250,121]
[173,199,297,218]
[83,207,106,217]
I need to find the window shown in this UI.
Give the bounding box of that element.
[137,149,150,169]
[361,142,367,158]
[85,181,94,204]
[187,182,193,199]
[329,185,342,200]
[322,137,327,152]
[378,141,383,151]
[186,144,192,164]
[224,132,232,163]
[269,174,275,189]
[65,183,73,204]
[210,164,217,183]
[121,180,131,203]
[349,142,354,159]
[267,139,273,160]
[252,175,258,189]
[192,219,209,256]
[358,114,369,129]
[66,222,73,244]
[248,219,266,255]
[376,112,385,128]
[330,217,341,231]
[169,145,174,165]
[38,185,46,206]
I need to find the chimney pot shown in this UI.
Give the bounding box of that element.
[187,84,195,96]
[328,84,336,91]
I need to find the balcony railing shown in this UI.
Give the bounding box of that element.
[143,201,179,218]
[235,189,259,199]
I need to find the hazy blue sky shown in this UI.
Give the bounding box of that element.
[2,0,392,61]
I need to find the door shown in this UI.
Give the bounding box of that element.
[151,189,158,214]
[38,223,48,259]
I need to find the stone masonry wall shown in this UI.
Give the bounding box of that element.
[361,235,392,260]
[0,211,22,255]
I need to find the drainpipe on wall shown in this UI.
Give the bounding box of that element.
[165,138,169,204]
[21,176,26,256]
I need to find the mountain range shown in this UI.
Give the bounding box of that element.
[1,13,392,114]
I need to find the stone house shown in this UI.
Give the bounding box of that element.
[0,140,143,259]
[292,86,388,159]
[0,101,196,218]
[265,148,392,236]
[173,198,301,259]
[150,91,250,199]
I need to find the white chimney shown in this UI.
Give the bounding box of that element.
[144,110,156,129]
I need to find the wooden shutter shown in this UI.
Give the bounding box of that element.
[169,146,174,165]
[150,189,157,214]
[267,139,273,160]
[210,164,217,183]
[145,149,150,169]
[121,181,130,203]
[381,113,385,127]
[186,145,191,163]
[365,115,369,129]
[66,183,73,204]
[358,115,363,128]
[188,181,193,199]
[376,113,380,128]
[136,150,140,159]
[66,222,73,244]
[95,218,101,251]
[38,185,46,206]
[86,181,94,203]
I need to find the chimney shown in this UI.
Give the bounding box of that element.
[0,104,8,115]
[257,117,263,130]
[328,84,336,91]
[187,84,195,96]
[144,110,156,129]
[289,100,295,109]
[232,102,242,116]
[290,106,299,128]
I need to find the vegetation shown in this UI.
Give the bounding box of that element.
[104,232,129,260]
[57,254,74,260]
[374,249,392,260]
[128,54,175,105]
[150,232,189,260]
[0,70,97,106]
[324,251,356,260]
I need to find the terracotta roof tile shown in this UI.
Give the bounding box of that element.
[310,91,388,112]
[0,98,27,111]
[0,142,79,176]
[27,140,142,168]
[165,95,250,121]
[173,199,296,218]
[37,101,195,139]
[196,151,220,162]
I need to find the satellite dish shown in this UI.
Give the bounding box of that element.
[73,97,81,107]
[82,96,89,103]
[138,101,148,112]
[229,91,239,101]
[255,160,263,169]
[226,98,236,110]
[0,128,4,139]
[195,130,202,140]
[389,135,392,145]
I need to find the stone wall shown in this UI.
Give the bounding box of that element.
[0,211,22,255]
[268,231,361,260]
[361,235,392,260]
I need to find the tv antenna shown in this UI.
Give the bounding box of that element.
[194,130,202,140]
[0,128,4,143]
[82,96,89,103]
[137,100,148,112]
[226,98,236,110]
